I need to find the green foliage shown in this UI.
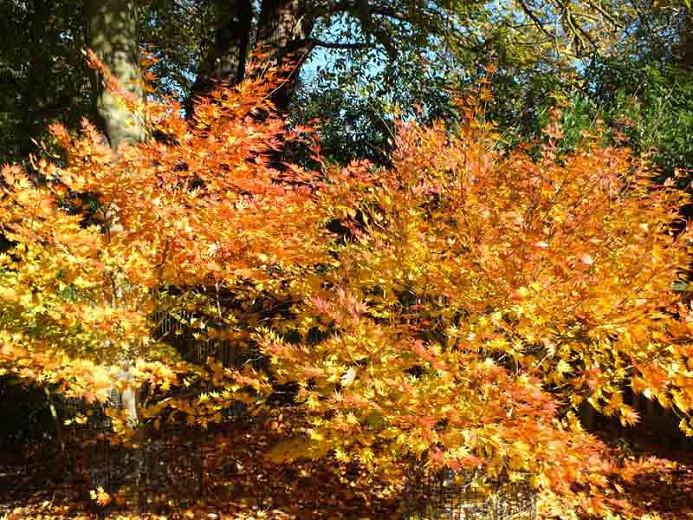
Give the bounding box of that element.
[139,0,215,97]
[0,0,213,162]
[585,58,693,174]
[485,58,693,179]
[0,0,92,163]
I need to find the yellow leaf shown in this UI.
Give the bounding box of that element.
[90,486,111,507]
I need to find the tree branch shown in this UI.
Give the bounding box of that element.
[308,37,370,49]
[516,0,555,41]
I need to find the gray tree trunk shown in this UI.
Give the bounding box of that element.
[84,0,145,148]
[84,0,143,425]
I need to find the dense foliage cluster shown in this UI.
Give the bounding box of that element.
[0,66,691,516]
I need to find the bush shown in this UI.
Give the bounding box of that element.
[0,75,691,517]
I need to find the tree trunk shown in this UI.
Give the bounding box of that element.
[679,8,692,70]
[84,0,144,426]
[255,0,315,113]
[189,0,315,116]
[188,0,253,111]
[84,0,145,148]
[44,386,65,452]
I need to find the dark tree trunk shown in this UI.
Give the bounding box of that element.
[255,0,315,113]
[679,8,692,70]
[187,0,253,114]
[189,0,315,116]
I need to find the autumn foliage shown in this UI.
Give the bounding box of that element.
[0,67,691,517]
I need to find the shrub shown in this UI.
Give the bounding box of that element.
[0,74,690,516]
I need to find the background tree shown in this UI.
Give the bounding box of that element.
[83,0,152,424]
[0,0,91,162]
[1,0,657,162]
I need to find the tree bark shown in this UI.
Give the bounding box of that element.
[189,0,315,116]
[84,0,145,148]
[84,0,144,425]
[189,0,253,106]
[255,0,315,113]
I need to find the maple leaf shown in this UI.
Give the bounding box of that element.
[89,487,111,507]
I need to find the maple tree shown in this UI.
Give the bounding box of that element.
[0,63,691,517]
